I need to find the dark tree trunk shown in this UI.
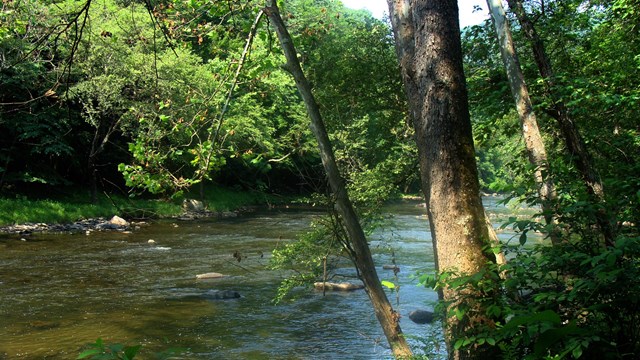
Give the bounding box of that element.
[263,2,412,357]
[387,1,499,358]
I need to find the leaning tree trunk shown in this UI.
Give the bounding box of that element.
[486,0,560,244]
[387,1,500,358]
[505,0,616,246]
[263,2,412,358]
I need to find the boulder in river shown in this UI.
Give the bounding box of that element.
[408,309,435,324]
[313,282,365,291]
[109,215,129,227]
[183,199,205,212]
[196,272,226,280]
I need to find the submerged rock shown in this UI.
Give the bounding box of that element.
[203,290,241,300]
[408,309,435,324]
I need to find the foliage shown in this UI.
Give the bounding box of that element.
[0,190,176,225]
[77,338,141,360]
[421,219,640,359]
[0,0,80,188]
[0,184,276,226]
[77,338,183,360]
[269,212,343,303]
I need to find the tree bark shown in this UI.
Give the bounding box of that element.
[486,0,560,244]
[505,0,615,246]
[387,1,499,358]
[263,2,412,358]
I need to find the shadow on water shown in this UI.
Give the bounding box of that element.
[0,199,541,359]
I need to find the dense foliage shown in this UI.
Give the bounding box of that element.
[0,0,411,200]
[1,0,639,358]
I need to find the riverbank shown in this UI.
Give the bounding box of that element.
[0,185,288,235]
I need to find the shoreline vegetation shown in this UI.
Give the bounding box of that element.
[0,188,533,236]
[0,185,289,235]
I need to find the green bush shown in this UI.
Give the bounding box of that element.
[426,233,640,359]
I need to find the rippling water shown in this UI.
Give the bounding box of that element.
[0,199,537,359]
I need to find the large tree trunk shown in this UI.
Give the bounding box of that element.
[263,2,412,358]
[486,0,560,244]
[387,1,499,358]
[505,0,615,246]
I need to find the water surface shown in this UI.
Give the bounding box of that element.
[0,199,537,359]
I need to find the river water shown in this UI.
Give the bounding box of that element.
[0,199,537,359]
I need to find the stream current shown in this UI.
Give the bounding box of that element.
[0,198,537,359]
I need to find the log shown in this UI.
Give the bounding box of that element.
[313,282,365,291]
[195,272,226,279]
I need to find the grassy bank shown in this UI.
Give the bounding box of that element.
[0,186,283,226]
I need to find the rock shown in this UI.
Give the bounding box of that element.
[409,309,435,324]
[196,272,226,280]
[109,215,129,227]
[97,223,120,230]
[313,282,365,291]
[183,199,205,212]
[148,239,156,244]
[29,320,60,330]
[203,290,241,300]
[382,265,400,271]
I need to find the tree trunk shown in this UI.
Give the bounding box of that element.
[387,1,499,358]
[505,0,615,246]
[263,2,412,358]
[486,0,560,244]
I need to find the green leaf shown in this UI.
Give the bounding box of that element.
[108,343,124,353]
[454,338,464,350]
[381,280,396,289]
[124,345,141,359]
[519,232,527,245]
[572,345,583,358]
[606,252,617,267]
[77,349,102,359]
[503,310,562,331]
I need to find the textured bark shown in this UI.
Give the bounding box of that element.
[263,2,412,357]
[387,1,499,358]
[506,0,615,246]
[486,0,560,244]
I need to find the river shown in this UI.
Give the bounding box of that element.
[0,198,539,359]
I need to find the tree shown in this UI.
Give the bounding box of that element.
[263,1,412,357]
[505,0,616,246]
[386,0,500,358]
[485,0,559,243]
[0,0,79,190]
